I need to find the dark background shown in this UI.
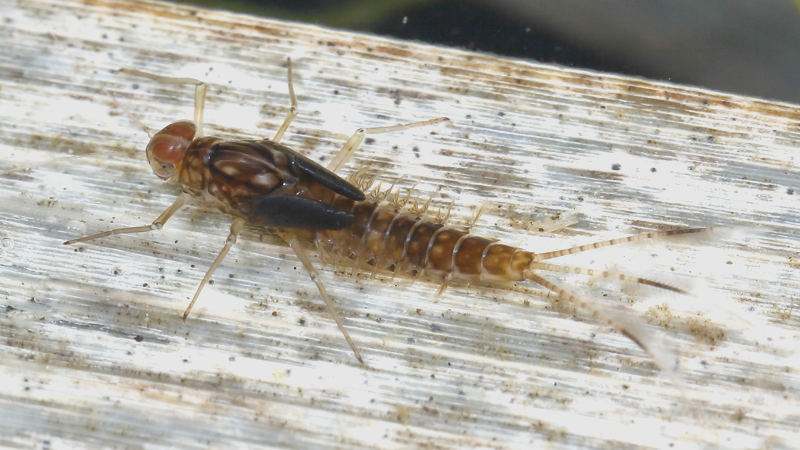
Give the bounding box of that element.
[176,0,800,104]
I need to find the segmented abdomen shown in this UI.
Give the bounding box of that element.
[308,198,534,282]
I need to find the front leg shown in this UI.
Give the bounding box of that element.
[63,193,189,245]
[116,68,208,137]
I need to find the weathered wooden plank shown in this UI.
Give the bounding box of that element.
[0,0,798,448]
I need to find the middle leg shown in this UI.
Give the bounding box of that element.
[183,218,246,320]
[272,57,298,144]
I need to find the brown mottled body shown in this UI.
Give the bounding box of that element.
[181,138,331,215]
[65,59,709,378]
[177,132,363,231]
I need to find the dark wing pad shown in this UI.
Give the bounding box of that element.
[249,194,355,230]
[266,141,366,201]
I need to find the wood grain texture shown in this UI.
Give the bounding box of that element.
[1,0,798,448]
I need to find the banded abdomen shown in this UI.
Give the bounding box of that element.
[310,198,533,283]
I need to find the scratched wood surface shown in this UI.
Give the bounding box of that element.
[1,0,799,448]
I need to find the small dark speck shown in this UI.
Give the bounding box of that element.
[430,323,442,333]
[787,188,794,195]
[577,196,584,202]
[333,89,339,95]
[365,137,375,145]
[412,147,421,158]
[272,311,278,316]
[650,167,657,173]
[112,269,120,275]
[229,356,236,362]
[183,358,189,363]
[298,318,306,326]
[621,384,629,390]
[101,33,108,39]
[134,335,143,342]
[228,273,235,278]
[208,279,214,285]
[407,337,416,344]
[611,163,621,171]
[132,83,140,90]
[726,260,733,265]
[706,135,715,142]
[465,114,472,119]
[142,282,148,287]
[497,111,505,117]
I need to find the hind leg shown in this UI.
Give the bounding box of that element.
[327,117,450,173]
[278,231,364,364]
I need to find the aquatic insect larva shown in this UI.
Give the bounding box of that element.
[65,59,708,376]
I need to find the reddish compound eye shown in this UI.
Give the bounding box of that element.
[148,135,186,164]
[146,121,196,180]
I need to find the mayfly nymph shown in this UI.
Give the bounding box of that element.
[65,59,709,377]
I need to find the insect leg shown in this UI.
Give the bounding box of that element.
[182,218,246,320]
[278,231,364,364]
[272,58,298,144]
[63,193,189,245]
[115,69,208,137]
[193,82,208,138]
[327,117,451,173]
